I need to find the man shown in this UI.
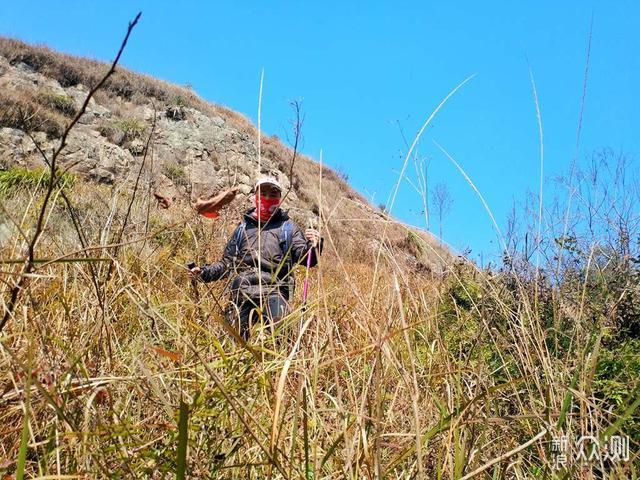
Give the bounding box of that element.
[189,177,322,340]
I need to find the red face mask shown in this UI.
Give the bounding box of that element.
[255,194,280,221]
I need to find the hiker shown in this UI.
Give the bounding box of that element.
[188,177,322,340]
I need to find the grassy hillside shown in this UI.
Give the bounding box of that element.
[0,36,450,272]
[0,37,638,479]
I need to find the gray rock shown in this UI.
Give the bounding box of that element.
[128,139,146,156]
[0,221,15,248]
[78,101,111,125]
[89,167,115,184]
[59,128,134,178]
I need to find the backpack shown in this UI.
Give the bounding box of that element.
[233,219,294,269]
[233,219,293,255]
[231,219,296,300]
[233,219,295,301]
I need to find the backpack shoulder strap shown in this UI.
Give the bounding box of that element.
[280,220,293,254]
[233,221,246,255]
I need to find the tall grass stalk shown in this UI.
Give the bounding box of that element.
[1,79,638,480]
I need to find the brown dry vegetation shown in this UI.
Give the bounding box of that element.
[0,87,68,138]
[0,38,414,268]
[0,178,444,478]
[0,37,246,124]
[0,36,638,480]
[0,165,637,478]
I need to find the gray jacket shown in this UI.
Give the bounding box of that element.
[200,208,321,300]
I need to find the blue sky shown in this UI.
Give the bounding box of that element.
[1,1,638,262]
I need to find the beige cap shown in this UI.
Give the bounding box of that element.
[254,176,282,192]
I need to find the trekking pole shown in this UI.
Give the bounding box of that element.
[298,220,317,333]
[186,262,205,326]
[301,249,313,305]
[301,217,319,306]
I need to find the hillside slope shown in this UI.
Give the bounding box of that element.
[0,37,450,272]
[0,37,637,479]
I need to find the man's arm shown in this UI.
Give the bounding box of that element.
[200,225,242,282]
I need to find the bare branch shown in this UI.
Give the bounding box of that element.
[280,99,304,206]
[0,12,142,332]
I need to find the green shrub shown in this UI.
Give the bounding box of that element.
[595,340,640,406]
[172,95,188,108]
[0,167,76,197]
[163,164,188,187]
[594,339,640,439]
[402,230,425,256]
[99,118,147,145]
[166,95,188,120]
[117,118,146,140]
[37,91,76,116]
[447,276,481,311]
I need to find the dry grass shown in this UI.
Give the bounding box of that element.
[0,167,637,478]
[0,87,67,138]
[0,37,254,136]
[0,36,637,480]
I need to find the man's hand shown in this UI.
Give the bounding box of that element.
[305,228,321,248]
[188,266,202,279]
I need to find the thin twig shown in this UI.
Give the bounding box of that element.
[0,12,141,332]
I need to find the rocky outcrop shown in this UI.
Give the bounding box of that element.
[0,56,296,198]
[0,39,451,272]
